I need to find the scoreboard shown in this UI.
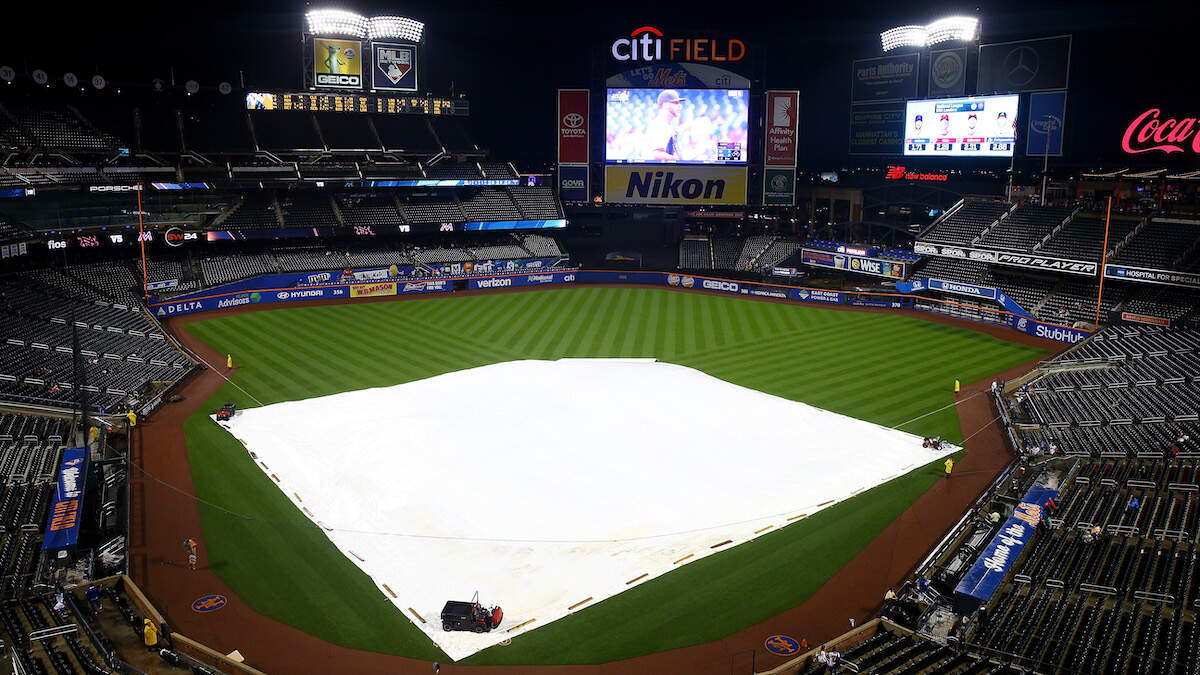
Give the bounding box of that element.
[902,95,1019,158]
[246,91,467,116]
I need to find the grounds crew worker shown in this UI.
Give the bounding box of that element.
[944,458,954,479]
[143,617,158,649]
[126,410,137,428]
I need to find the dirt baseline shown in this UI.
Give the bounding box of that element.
[129,283,1057,674]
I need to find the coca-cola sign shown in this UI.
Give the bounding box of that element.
[1122,108,1200,154]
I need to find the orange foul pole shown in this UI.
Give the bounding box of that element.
[1094,196,1113,328]
[137,183,148,300]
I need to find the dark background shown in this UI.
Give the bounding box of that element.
[0,0,1194,170]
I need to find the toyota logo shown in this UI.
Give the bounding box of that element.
[562,113,584,128]
[1003,46,1039,86]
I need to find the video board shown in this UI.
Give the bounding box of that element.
[903,94,1019,158]
[606,88,748,165]
[245,92,465,116]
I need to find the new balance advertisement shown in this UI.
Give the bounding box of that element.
[372,42,417,92]
[42,447,88,551]
[763,168,795,206]
[314,39,363,89]
[800,248,906,279]
[605,165,747,205]
[977,36,1071,93]
[852,53,919,103]
[557,89,589,164]
[558,165,588,202]
[849,102,905,155]
[764,91,799,166]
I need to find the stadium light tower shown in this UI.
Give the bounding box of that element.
[367,15,425,42]
[306,9,369,38]
[881,16,979,51]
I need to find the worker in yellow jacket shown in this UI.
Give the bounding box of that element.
[944,458,954,479]
[143,618,158,649]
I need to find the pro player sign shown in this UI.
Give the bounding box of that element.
[764,91,799,166]
[558,89,589,164]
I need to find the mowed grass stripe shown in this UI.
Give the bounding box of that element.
[181,287,1050,665]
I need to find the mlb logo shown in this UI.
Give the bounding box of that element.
[375,44,417,90]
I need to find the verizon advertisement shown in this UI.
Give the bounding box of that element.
[764,90,799,166]
[557,89,589,164]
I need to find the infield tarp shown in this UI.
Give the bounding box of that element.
[42,447,88,551]
[954,486,1058,614]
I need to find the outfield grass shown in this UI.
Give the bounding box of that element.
[180,287,1048,663]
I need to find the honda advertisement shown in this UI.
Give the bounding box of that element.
[557,89,589,164]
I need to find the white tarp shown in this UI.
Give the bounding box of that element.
[215,359,952,660]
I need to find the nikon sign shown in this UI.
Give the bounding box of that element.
[605,165,746,205]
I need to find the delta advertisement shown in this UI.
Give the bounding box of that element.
[954,486,1059,613]
[42,447,89,551]
[314,38,363,89]
[605,165,747,205]
[800,248,907,279]
[558,89,589,164]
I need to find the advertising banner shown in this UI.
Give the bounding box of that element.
[398,279,451,294]
[849,103,906,155]
[42,447,88,551]
[557,89,589,165]
[790,288,842,304]
[800,248,906,279]
[977,36,1071,93]
[1121,312,1170,327]
[149,281,460,318]
[928,47,967,98]
[314,38,363,90]
[852,53,920,103]
[145,279,179,291]
[915,242,1097,276]
[954,486,1058,612]
[763,168,796,206]
[929,278,997,300]
[468,271,578,290]
[371,42,418,92]
[1104,264,1200,289]
[606,63,751,89]
[1027,90,1067,157]
[764,90,800,166]
[605,165,747,205]
[1010,315,1092,343]
[350,282,397,298]
[558,165,589,202]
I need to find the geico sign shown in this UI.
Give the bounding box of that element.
[315,74,361,87]
[611,26,745,62]
[701,279,739,292]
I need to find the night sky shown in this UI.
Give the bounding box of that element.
[1,0,1195,169]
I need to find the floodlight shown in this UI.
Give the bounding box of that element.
[925,17,979,46]
[881,16,980,51]
[367,15,424,42]
[881,26,926,51]
[306,9,368,38]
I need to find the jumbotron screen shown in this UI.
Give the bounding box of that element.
[903,94,1019,158]
[606,88,749,164]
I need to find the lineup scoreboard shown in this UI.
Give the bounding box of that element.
[246,91,467,116]
[903,94,1019,158]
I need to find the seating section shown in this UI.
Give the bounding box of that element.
[200,254,275,286]
[279,193,336,228]
[735,235,775,270]
[480,162,516,178]
[518,234,563,258]
[339,196,402,229]
[274,249,346,273]
[711,238,744,270]
[1115,219,1200,269]
[460,189,522,221]
[221,193,279,230]
[509,187,562,219]
[3,105,118,152]
[679,238,711,269]
[399,195,465,224]
[921,200,1010,245]
[918,257,987,284]
[1041,215,1141,260]
[756,239,804,269]
[978,205,1075,251]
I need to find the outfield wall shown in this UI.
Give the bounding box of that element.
[149,268,1091,344]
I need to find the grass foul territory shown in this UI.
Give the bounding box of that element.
[180,287,1047,664]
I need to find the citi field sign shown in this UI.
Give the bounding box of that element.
[611,26,745,62]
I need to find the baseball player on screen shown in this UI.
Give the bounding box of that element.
[644,90,686,160]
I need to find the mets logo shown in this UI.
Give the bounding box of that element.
[667,274,680,286]
[1017,318,1028,331]
[764,634,801,656]
[681,276,695,288]
[192,595,228,613]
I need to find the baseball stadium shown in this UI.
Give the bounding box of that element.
[0,2,1198,674]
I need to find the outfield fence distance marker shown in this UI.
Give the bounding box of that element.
[754,525,774,534]
[409,607,424,623]
[568,597,593,611]
[507,618,536,633]
[626,573,648,585]
[382,584,397,598]
[673,553,694,565]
